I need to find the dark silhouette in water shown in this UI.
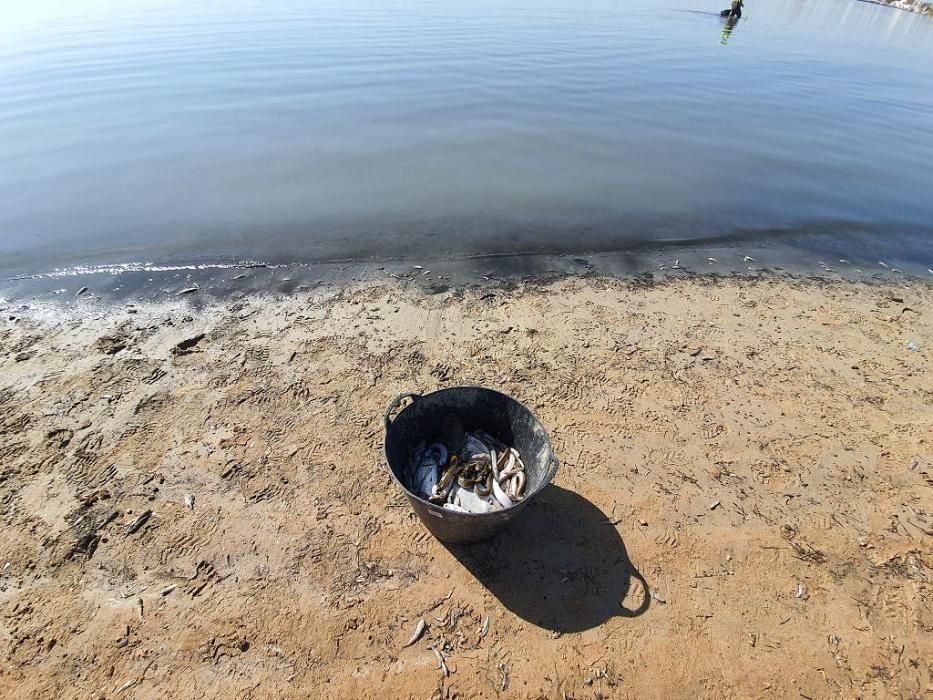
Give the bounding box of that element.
[721,0,744,17]
[720,0,743,44]
[721,14,741,44]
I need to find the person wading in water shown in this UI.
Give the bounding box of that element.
[721,0,744,18]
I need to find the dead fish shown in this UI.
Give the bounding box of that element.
[480,616,490,637]
[430,646,450,677]
[491,469,513,509]
[743,255,756,263]
[707,257,718,264]
[76,287,89,297]
[115,679,139,694]
[508,471,526,499]
[402,618,426,648]
[178,285,199,295]
[878,261,889,268]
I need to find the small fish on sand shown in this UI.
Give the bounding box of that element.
[402,618,426,648]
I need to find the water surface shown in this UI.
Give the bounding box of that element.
[1,0,932,279]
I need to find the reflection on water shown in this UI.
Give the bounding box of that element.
[721,15,742,44]
[1,0,932,274]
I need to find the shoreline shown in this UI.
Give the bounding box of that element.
[859,0,933,15]
[3,238,933,307]
[1,274,931,697]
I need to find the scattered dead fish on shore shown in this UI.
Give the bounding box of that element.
[402,618,426,648]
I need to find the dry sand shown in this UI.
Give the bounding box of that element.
[0,275,931,699]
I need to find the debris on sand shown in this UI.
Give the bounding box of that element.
[3,276,931,697]
[96,335,127,355]
[172,333,206,355]
[125,510,153,536]
[430,645,449,677]
[402,618,426,648]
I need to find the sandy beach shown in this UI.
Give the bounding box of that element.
[0,275,931,699]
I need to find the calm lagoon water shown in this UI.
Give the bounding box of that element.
[1,0,932,279]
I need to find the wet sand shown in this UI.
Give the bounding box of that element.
[0,275,931,698]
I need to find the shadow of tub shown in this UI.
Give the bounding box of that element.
[443,485,650,633]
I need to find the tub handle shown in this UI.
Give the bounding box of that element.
[545,454,561,484]
[384,392,421,432]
